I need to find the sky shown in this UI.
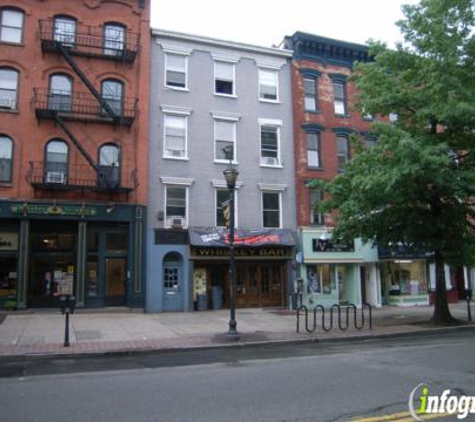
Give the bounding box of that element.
[151,0,420,49]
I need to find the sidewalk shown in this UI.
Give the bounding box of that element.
[0,302,473,359]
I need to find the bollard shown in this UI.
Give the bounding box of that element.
[60,295,76,347]
[466,289,472,322]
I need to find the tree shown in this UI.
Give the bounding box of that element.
[310,0,475,325]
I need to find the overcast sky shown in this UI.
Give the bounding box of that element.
[151,0,420,48]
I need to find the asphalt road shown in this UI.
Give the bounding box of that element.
[0,331,474,422]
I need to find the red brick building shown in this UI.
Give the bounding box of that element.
[284,33,382,308]
[0,0,150,309]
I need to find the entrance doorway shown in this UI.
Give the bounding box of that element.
[162,252,183,311]
[105,258,126,306]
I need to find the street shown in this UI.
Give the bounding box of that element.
[0,331,474,422]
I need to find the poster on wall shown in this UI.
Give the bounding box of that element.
[193,268,207,300]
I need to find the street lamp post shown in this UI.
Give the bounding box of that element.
[223,154,240,340]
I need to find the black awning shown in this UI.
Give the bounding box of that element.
[189,227,296,247]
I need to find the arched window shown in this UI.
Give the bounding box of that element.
[45,139,68,184]
[0,135,13,183]
[103,23,125,55]
[49,73,72,111]
[0,67,19,110]
[101,79,123,116]
[0,7,24,43]
[98,143,120,188]
[53,15,76,46]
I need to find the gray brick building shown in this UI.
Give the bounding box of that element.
[146,29,296,312]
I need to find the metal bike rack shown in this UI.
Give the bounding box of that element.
[296,303,372,334]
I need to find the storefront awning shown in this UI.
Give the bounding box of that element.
[189,227,296,247]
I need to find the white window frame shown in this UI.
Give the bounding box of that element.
[261,190,282,229]
[162,106,191,160]
[164,51,189,91]
[0,8,24,44]
[215,188,239,228]
[306,131,321,168]
[161,177,194,229]
[258,68,279,103]
[212,114,239,164]
[333,81,347,115]
[336,135,350,171]
[214,60,236,97]
[0,67,19,110]
[259,118,282,168]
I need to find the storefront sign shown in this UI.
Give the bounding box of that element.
[312,238,354,252]
[0,232,18,251]
[191,246,291,259]
[10,204,97,217]
[189,227,296,247]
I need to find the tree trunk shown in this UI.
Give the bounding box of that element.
[430,251,458,325]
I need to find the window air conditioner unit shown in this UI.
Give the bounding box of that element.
[45,171,66,184]
[171,217,183,228]
[263,157,279,166]
[0,98,15,109]
[166,149,183,157]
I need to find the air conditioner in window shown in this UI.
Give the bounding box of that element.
[167,216,185,228]
[263,157,279,166]
[166,149,184,158]
[0,98,15,110]
[45,171,66,184]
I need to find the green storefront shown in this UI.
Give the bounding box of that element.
[299,228,380,308]
[0,201,145,309]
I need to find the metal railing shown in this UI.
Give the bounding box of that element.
[39,20,139,63]
[296,303,372,333]
[33,88,136,126]
[26,161,137,192]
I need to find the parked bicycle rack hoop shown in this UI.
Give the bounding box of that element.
[296,303,372,334]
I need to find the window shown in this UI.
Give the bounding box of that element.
[216,189,230,227]
[165,186,187,228]
[0,68,18,110]
[214,119,236,162]
[260,122,281,167]
[309,190,324,225]
[307,132,321,168]
[45,140,68,184]
[49,74,72,112]
[333,81,347,115]
[0,8,23,43]
[164,114,187,159]
[259,69,278,101]
[165,53,187,89]
[98,144,120,188]
[103,23,125,55]
[101,79,123,116]
[262,192,281,228]
[304,77,317,111]
[337,135,350,171]
[53,16,76,46]
[215,61,234,96]
[0,135,13,182]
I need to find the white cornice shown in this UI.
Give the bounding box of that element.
[152,28,293,58]
[160,177,195,186]
[257,183,287,191]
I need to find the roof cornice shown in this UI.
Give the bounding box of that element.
[152,28,293,58]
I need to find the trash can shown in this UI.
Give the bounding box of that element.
[212,286,223,310]
[198,293,208,311]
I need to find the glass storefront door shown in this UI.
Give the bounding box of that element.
[105,258,126,306]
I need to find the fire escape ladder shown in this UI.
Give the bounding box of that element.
[54,115,98,173]
[58,43,117,120]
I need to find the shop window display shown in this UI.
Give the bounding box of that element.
[385,261,428,296]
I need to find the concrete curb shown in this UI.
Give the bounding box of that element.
[2,323,474,363]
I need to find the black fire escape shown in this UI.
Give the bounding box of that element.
[28,20,140,195]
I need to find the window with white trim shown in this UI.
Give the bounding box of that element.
[103,23,125,56]
[0,8,24,43]
[53,16,76,46]
[304,77,317,112]
[0,67,19,110]
[259,69,278,101]
[165,186,187,228]
[262,191,281,228]
[163,114,187,159]
[216,188,232,227]
[214,61,234,96]
[165,53,187,89]
[214,119,235,162]
[260,123,281,167]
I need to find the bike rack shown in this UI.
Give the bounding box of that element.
[296,303,372,334]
